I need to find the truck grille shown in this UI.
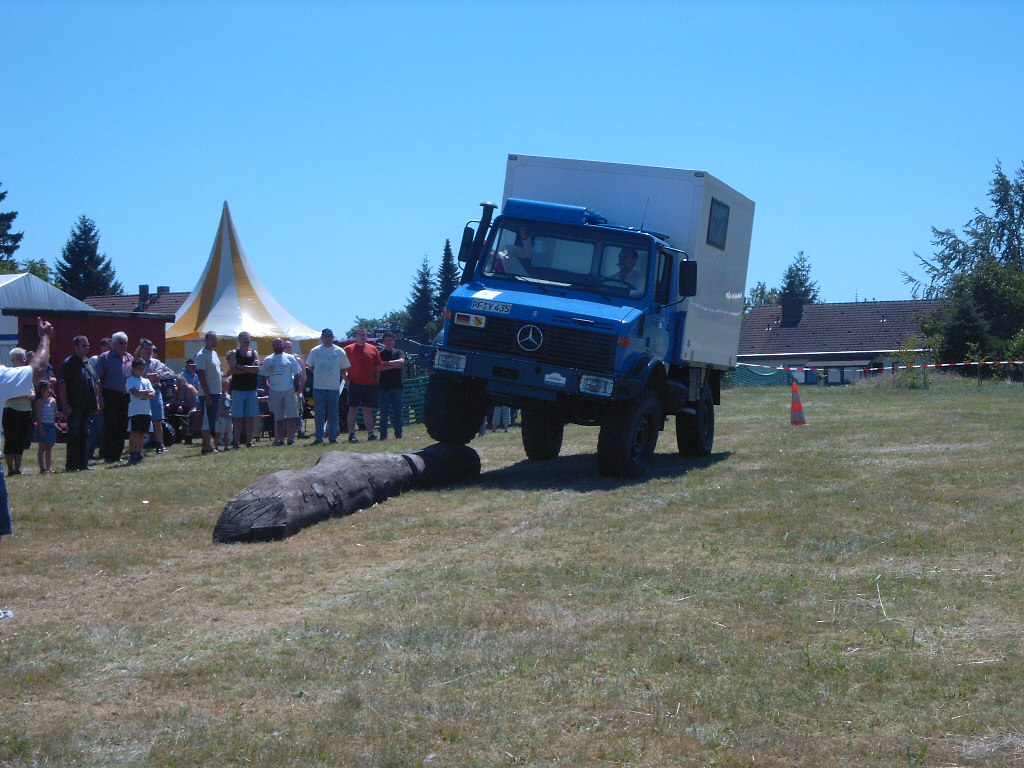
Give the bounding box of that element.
[449,317,617,373]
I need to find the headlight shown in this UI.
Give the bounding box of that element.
[579,374,614,397]
[434,350,467,373]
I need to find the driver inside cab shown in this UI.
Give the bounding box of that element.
[494,227,535,276]
[608,246,645,296]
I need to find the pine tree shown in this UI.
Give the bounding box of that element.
[435,238,460,317]
[54,215,124,299]
[404,255,436,343]
[777,251,820,303]
[347,310,410,339]
[0,182,24,268]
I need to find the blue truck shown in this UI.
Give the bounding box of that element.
[425,155,755,477]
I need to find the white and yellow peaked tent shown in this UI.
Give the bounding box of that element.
[165,202,319,362]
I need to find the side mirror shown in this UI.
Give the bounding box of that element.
[457,226,475,265]
[679,260,697,297]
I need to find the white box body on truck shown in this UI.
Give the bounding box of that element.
[426,154,755,477]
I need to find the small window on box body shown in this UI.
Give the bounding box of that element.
[707,198,730,250]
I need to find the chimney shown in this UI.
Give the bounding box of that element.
[134,284,150,312]
[156,285,170,294]
[780,298,803,327]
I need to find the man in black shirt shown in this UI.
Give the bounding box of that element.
[226,331,261,448]
[59,336,100,471]
[377,331,405,440]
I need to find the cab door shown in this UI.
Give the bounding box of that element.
[648,248,673,360]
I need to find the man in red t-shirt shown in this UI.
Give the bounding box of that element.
[344,328,383,443]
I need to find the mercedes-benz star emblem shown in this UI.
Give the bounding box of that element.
[516,324,544,352]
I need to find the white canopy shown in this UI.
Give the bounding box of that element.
[0,272,96,362]
[167,202,318,342]
[0,272,95,315]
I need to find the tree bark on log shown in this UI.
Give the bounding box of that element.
[213,443,480,543]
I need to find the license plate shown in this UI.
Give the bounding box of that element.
[470,299,512,314]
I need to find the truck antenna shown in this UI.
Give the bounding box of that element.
[639,197,651,232]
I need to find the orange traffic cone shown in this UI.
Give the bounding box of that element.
[790,381,807,426]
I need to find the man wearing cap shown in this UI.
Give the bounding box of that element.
[304,328,350,445]
[182,358,200,390]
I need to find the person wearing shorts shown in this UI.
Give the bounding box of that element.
[226,331,261,447]
[135,338,172,454]
[0,317,54,622]
[344,327,382,443]
[259,337,305,445]
[126,359,155,466]
[2,348,34,477]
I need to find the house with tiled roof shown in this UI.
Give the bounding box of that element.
[83,284,190,315]
[738,299,944,384]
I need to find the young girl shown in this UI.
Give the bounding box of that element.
[126,358,155,466]
[215,375,233,449]
[33,380,57,473]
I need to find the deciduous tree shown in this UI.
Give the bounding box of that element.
[347,310,410,339]
[907,161,1024,362]
[744,281,779,314]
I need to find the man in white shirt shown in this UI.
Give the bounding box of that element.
[304,328,350,445]
[614,247,645,296]
[194,330,223,454]
[1,316,54,622]
[259,337,305,445]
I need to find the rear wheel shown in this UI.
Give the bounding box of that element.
[424,375,488,444]
[521,410,564,460]
[676,378,714,457]
[597,391,661,478]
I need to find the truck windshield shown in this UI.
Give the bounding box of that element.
[482,221,648,298]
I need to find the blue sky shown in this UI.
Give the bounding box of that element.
[5,0,1023,332]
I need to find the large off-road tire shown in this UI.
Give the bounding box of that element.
[424,375,488,444]
[676,378,714,457]
[521,409,564,461]
[596,391,662,478]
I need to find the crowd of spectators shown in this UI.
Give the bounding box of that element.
[0,326,414,472]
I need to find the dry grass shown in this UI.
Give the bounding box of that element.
[2,376,1023,766]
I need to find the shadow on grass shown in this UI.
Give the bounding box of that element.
[472,450,732,492]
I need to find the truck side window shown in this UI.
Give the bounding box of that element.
[655,250,671,305]
[707,198,729,249]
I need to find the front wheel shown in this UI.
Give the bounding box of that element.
[521,410,564,460]
[424,375,488,444]
[597,391,662,478]
[676,378,714,457]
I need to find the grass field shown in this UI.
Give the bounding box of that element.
[1,377,1022,767]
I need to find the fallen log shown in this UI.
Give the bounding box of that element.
[213,443,480,543]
